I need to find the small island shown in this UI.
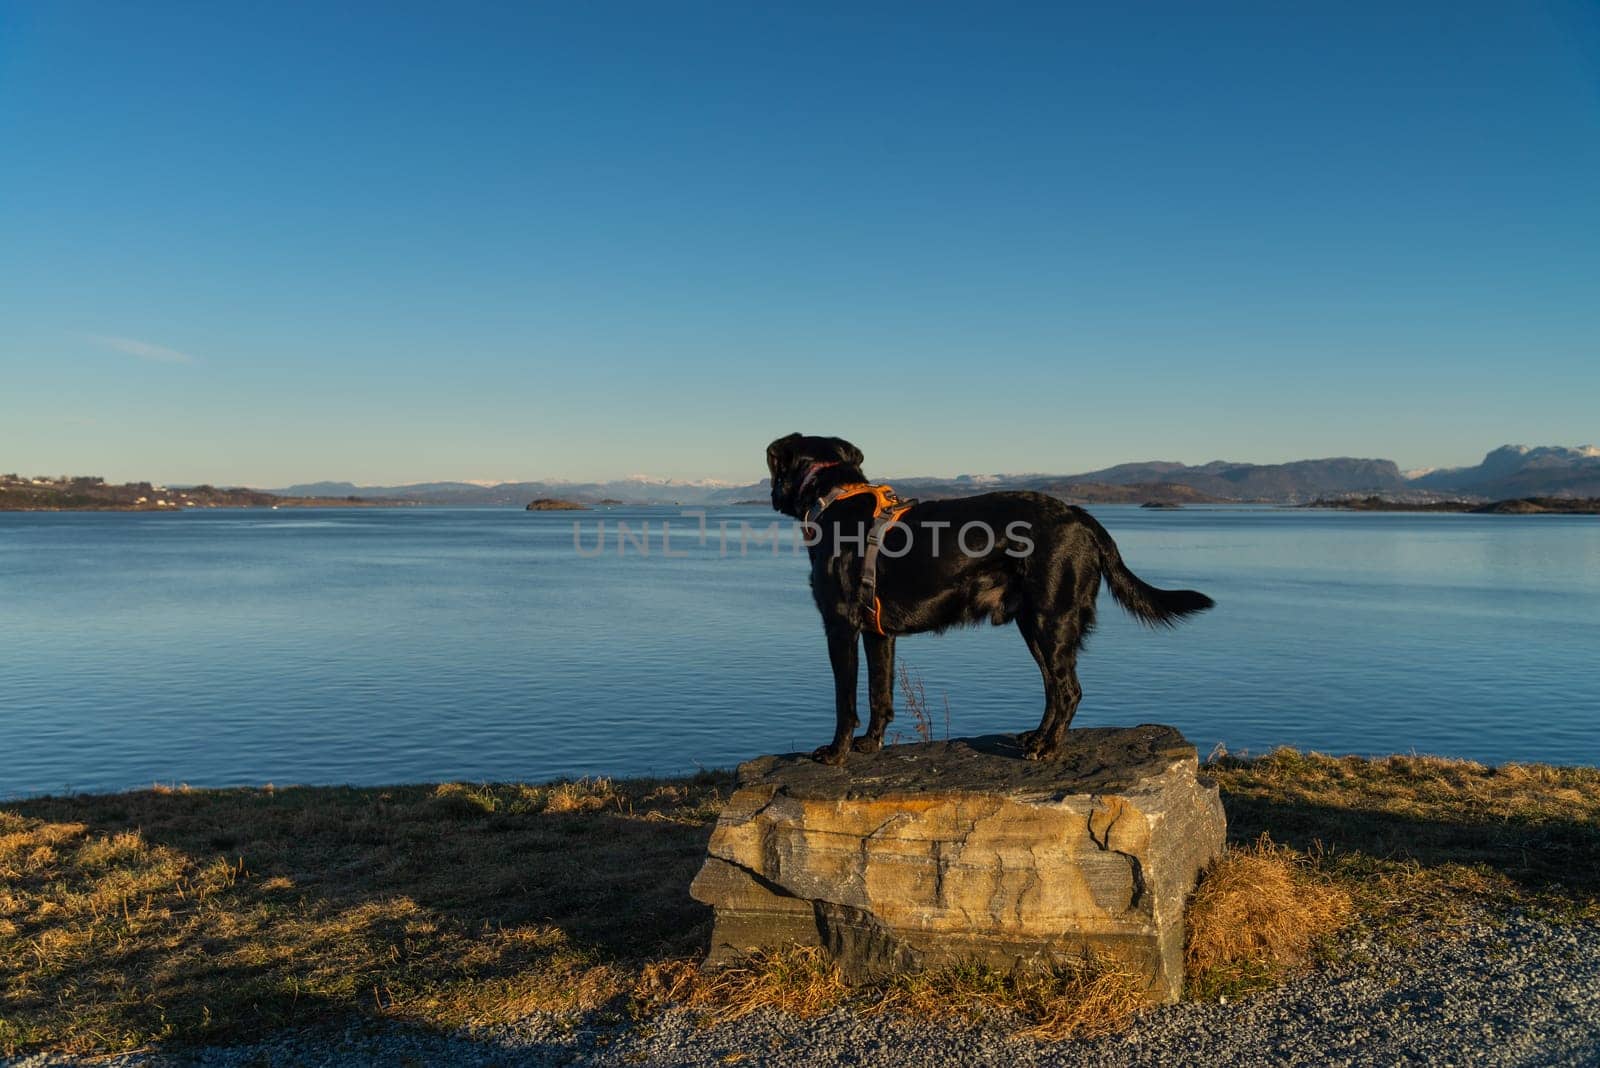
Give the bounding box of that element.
[525,497,589,511]
[1140,501,1183,510]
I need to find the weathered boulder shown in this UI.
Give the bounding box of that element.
[690,725,1224,1002]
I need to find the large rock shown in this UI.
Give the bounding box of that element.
[689,726,1225,1002]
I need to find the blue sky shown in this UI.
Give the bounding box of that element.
[2,2,1597,486]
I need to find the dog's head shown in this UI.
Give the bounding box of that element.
[766,433,865,517]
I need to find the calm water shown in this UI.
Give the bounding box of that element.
[3,506,1598,797]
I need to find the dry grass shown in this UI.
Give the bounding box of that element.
[890,662,950,745]
[6,746,1599,1056]
[875,957,1146,1040]
[682,946,851,1023]
[1206,748,1600,929]
[640,946,1143,1041]
[1210,747,1600,833]
[1185,835,1352,997]
[896,663,935,743]
[0,774,730,1057]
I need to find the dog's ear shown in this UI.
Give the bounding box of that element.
[827,437,864,468]
[767,433,803,473]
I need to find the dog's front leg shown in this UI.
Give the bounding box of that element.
[853,633,895,753]
[814,623,859,765]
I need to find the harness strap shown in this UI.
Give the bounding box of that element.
[805,481,916,637]
[804,481,880,527]
[861,499,915,636]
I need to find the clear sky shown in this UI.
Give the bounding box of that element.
[2,2,1597,486]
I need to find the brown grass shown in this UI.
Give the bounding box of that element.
[682,946,851,1023]
[892,662,946,744]
[1206,748,1600,929]
[0,774,730,1056]
[5,747,1599,1056]
[1185,835,1352,997]
[874,956,1146,1040]
[639,946,1143,1041]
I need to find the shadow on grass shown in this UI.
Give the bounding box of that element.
[1209,751,1600,911]
[0,775,731,1056]
[1223,793,1600,895]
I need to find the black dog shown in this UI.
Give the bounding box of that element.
[767,433,1214,764]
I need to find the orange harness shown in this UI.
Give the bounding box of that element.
[805,482,916,636]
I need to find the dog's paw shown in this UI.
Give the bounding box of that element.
[850,735,883,754]
[1023,736,1059,761]
[811,744,849,766]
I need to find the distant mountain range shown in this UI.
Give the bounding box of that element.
[1407,445,1600,499]
[273,477,758,508]
[271,445,1600,506]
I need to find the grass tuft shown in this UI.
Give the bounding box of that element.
[1185,835,1352,998]
[682,946,851,1023]
[641,947,1144,1041]
[874,956,1146,1040]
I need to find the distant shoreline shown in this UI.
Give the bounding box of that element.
[1304,495,1600,515]
[0,498,417,512]
[0,476,418,512]
[8,474,1598,515]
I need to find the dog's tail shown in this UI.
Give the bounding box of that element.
[1083,511,1215,627]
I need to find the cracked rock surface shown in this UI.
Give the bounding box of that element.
[690,726,1226,999]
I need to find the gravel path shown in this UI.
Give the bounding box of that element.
[11,916,1600,1067]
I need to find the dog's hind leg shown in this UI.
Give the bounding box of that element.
[853,633,895,753]
[1015,611,1057,753]
[1017,610,1088,762]
[814,624,860,765]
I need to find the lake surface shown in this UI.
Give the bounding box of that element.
[3,506,1598,797]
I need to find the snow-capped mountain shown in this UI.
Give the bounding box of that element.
[1409,446,1600,498]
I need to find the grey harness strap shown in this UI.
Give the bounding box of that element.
[858,496,914,612]
[803,484,859,528]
